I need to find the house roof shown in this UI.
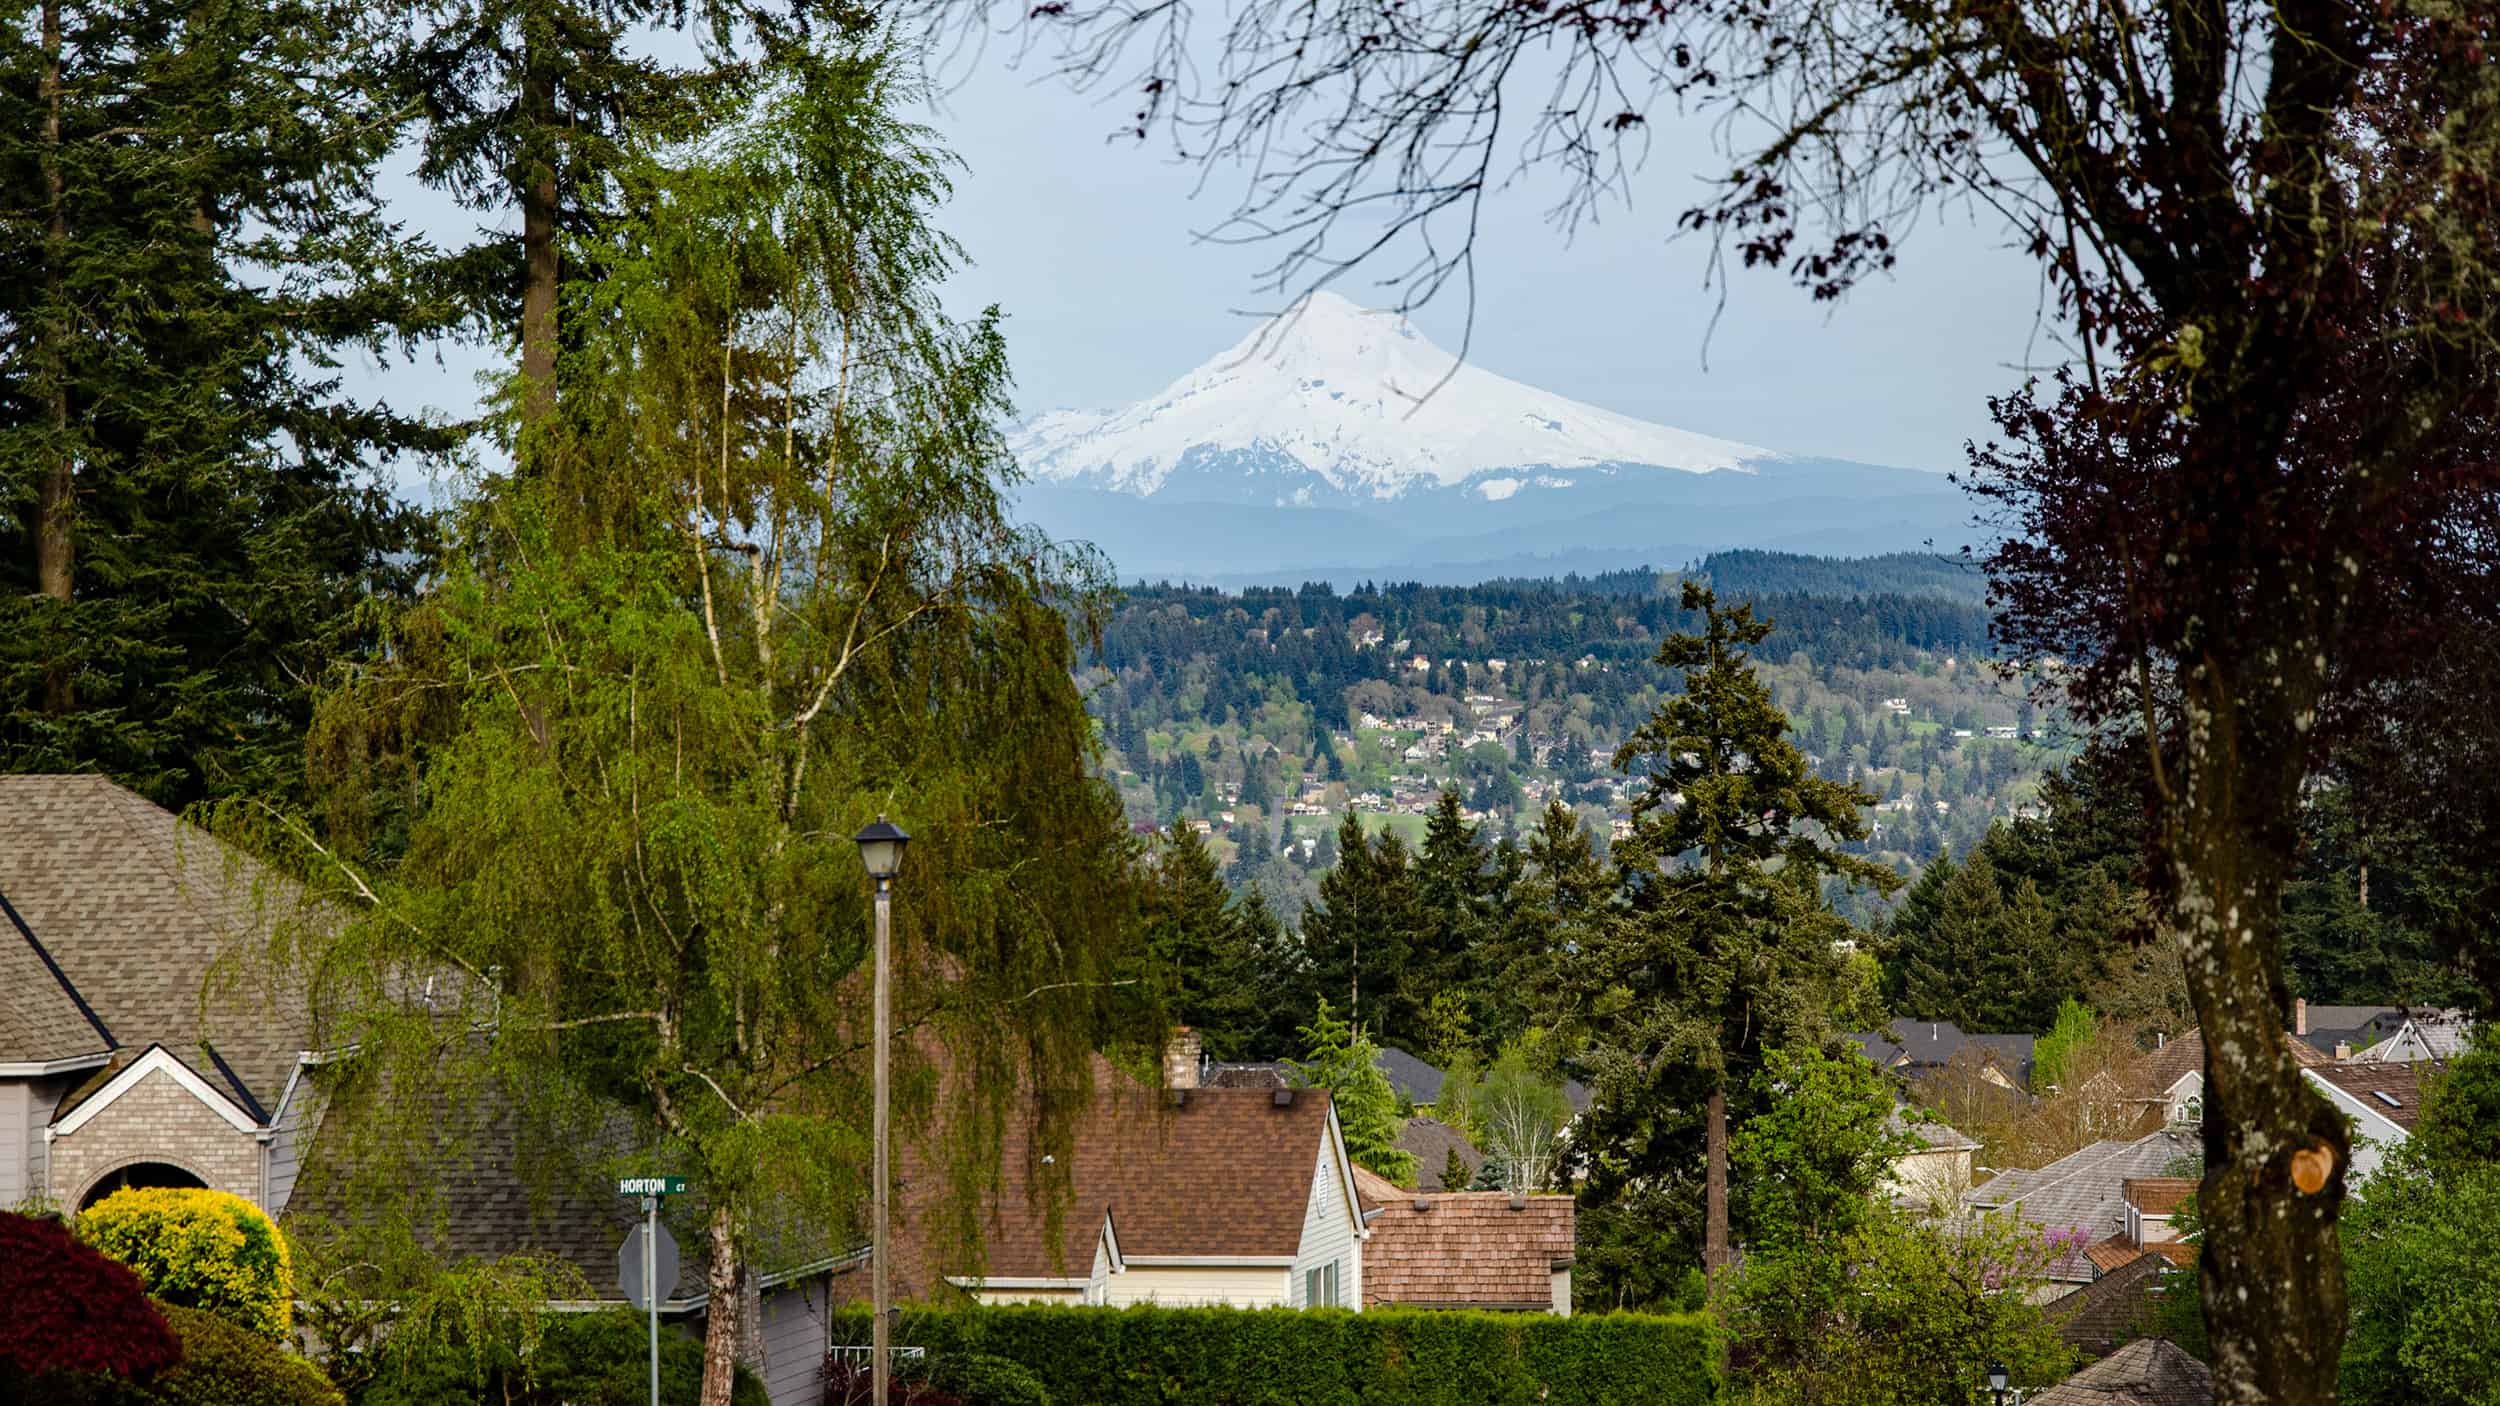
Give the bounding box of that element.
[2047,1256,2184,1358]
[2120,1177,2195,1216]
[2028,1337,2213,1406]
[0,775,315,1111]
[1888,1101,1979,1153]
[2296,1004,2404,1054]
[2082,1234,2196,1275]
[2309,1062,2430,1130]
[1376,1047,1447,1105]
[897,1079,1346,1289]
[1396,1117,1484,1191]
[1355,1181,1573,1311]
[1850,1020,2037,1084]
[2351,1013,2475,1063]
[2124,1027,2331,1100]
[1969,1128,2201,1277]
[1214,1049,1593,1116]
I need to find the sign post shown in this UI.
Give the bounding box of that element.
[618,1177,688,1406]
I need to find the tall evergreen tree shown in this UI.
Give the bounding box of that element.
[1298,811,1420,1041]
[1561,582,1893,1298]
[1136,821,1275,1061]
[0,0,448,806]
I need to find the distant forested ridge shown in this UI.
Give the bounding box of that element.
[1696,550,1989,605]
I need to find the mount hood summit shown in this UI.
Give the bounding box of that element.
[1009,292,1974,584]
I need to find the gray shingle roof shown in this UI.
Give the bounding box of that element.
[1851,1019,2038,1085]
[1968,1129,2201,1278]
[0,775,317,1106]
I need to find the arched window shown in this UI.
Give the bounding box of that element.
[78,1161,207,1211]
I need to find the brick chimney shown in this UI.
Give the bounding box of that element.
[1163,1027,1202,1090]
[2295,997,2308,1037]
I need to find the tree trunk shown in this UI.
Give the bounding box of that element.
[517,27,558,438]
[35,0,73,714]
[2171,653,2348,1406]
[1702,1083,1730,1297]
[699,1201,742,1406]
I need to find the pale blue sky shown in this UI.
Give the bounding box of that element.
[366,40,2057,482]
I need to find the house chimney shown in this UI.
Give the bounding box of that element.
[2296,998,2308,1037]
[2335,1041,2351,1061]
[1164,1027,1202,1091]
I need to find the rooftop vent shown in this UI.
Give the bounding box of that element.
[1508,1194,1528,1212]
[1273,1089,1295,1108]
[1166,1088,1188,1108]
[1411,1197,1431,1212]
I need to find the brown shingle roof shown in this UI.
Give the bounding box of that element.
[2121,1177,2196,1216]
[2030,1337,2213,1406]
[1358,1189,1573,1311]
[2126,1028,2330,1100]
[2310,1062,2429,1130]
[2050,1252,2174,1356]
[884,1079,1341,1291]
[0,775,316,1107]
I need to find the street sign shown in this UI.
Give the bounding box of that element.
[619,1221,680,1310]
[617,1175,688,1197]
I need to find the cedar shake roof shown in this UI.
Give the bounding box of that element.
[1354,1179,1573,1311]
[2047,1255,2180,1358]
[2082,1234,2195,1275]
[2121,1177,2196,1216]
[2029,1337,2213,1406]
[0,775,315,1110]
[2310,1061,2429,1129]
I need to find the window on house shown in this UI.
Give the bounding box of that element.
[1305,1267,1322,1307]
[1324,1261,1342,1307]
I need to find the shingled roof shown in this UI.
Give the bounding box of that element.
[1969,1128,2201,1279]
[2029,1337,2213,1406]
[881,1079,1347,1293]
[2049,1253,2180,1357]
[2309,1062,2430,1130]
[1352,1169,1573,1311]
[0,775,318,1110]
[2126,1027,2332,1100]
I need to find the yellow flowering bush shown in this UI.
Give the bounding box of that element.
[80,1187,295,1340]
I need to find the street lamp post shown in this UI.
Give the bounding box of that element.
[854,818,909,1406]
[1987,1361,2020,1406]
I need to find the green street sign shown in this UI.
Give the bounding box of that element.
[617,1176,688,1197]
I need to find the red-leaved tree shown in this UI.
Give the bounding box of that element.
[0,1211,182,1381]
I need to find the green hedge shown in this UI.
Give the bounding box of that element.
[833,1305,1715,1406]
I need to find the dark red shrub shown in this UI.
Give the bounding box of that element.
[0,1210,182,1379]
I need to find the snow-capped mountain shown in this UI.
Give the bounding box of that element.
[1010,293,1975,584]
[1012,291,1774,503]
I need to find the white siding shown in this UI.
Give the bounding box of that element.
[756,1277,832,1406]
[1104,1265,1291,1307]
[262,1070,324,1215]
[2302,1071,2409,1186]
[0,1082,30,1207]
[1289,1137,1360,1309]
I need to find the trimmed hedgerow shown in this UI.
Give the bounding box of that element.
[80,1188,295,1340]
[134,1305,344,1406]
[827,1304,1715,1406]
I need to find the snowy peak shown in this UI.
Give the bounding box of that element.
[1010,291,1775,500]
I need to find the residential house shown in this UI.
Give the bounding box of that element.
[2348,1011,2473,1064]
[2046,1253,2184,1360]
[1966,1128,2201,1301]
[1883,1103,1980,1210]
[0,775,851,1406]
[2292,999,2405,1058]
[2028,1337,2212,1406]
[1856,1020,2039,1089]
[1349,1165,1573,1315]
[2121,1027,2418,1183]
[869,1072,1369,1311]
[1396,1117,1484,1191]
